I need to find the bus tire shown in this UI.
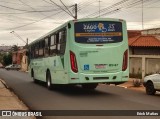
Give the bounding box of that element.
[32,70,38,83]
[82,83,98,90]
[46,71,52,90]
[146,81,156,95]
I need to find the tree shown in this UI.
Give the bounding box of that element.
[12,45,18,51]
[0,52,5,65]
[3,52,12,66]
[0,53,3,62]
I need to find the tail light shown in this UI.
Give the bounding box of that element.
[122,49,128,71]
[70,51,78,73]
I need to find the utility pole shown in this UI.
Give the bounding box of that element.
[26,38,28,47]
[10,31,28,47]
[142,0,144,30]
[75,3,77,20]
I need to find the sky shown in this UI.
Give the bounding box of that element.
[0,0,160,46]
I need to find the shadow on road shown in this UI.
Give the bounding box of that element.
[34,81,113,96]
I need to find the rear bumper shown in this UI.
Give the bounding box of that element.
[69,71,129,84]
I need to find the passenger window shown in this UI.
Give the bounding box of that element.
[58,29,66,55]
[39,40,44,57]
[50,35,57,56]
[35,43,39,58]
[50,35,55,46]
[45,38,49,57]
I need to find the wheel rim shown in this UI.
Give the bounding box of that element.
[47,74,51,88]
[47,78,51,87]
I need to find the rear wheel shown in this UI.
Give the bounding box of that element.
[146,81,156,95]
[46,71,52,90]
[82,83,98,90]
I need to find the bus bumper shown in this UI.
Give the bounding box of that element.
[69,71,129,84]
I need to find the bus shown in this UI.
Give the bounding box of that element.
[28,18,129,90]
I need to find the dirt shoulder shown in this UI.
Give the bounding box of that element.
[118,78,145,92]
[0,79,36,118]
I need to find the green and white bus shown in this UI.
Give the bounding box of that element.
[28,18,129,89]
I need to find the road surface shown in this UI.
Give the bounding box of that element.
[0,69,160,119]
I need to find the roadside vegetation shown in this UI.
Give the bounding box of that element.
[0,45,19,66]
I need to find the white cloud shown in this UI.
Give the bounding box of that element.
[0,0,160,45]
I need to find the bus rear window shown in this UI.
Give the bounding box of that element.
[75,21,123,44]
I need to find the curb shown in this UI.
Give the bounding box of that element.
[0,79,36,119]
[0,79,8,89]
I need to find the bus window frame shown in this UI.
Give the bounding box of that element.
[38,40,45,58]
[45,37,50,57]
[29,26,67,59]
[58,28,67,55]
[49,27,67,56]
[34,42,39,58]
[50,34,57,56]
[31,45,35,59]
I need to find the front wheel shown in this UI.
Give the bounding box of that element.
[32,70,38,83]
[82,83,98,90]
[46,71,52,90]
[145,82,156,95]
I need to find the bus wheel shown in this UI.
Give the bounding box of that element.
[46,71,52,90]
[82,83,98,90]
[32,70,38,83]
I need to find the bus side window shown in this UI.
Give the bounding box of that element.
[39,40,44,57]
[58,29,66,55]
[50,35,57,56]
[57,32,60,52]
[31,45,35,59]
[35,42,39,58]
[45,38,49,57]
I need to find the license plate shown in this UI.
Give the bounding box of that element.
[95,64,106,69]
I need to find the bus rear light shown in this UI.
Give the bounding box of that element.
[122,49,128,71]
[70,51,78,73]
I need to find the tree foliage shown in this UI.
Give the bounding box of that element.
[0,53,4,64]
[12,45,19,51]
[3,52,12,66]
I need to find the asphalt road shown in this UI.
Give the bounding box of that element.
[0,69,160,119]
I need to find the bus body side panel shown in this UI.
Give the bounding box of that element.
[29,59,44,81]
[121,21,129,83]
[29,26,70,84]
[48,28,70,84]
[45,56,67,84]
[30,59,40,80]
